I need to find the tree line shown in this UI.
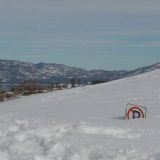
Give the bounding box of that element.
[0,78,107,102]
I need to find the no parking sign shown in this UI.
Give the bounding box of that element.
[125,103,147,119]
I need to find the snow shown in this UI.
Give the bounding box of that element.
[1,70,160,159]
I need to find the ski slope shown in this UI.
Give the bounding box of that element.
[1,70,160,160]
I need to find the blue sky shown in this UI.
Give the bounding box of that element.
[0,0,160,70]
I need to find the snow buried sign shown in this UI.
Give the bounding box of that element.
[125,103,147,119]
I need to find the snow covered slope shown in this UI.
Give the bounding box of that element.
[0,70,160,160]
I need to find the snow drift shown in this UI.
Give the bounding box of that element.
[1,70,160,159]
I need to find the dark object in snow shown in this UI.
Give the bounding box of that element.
[133,111,141,119]
[125,103,147,119]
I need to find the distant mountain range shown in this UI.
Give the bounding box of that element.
[0,59,160,84]
[123,62,160,77]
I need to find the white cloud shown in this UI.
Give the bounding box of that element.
[0,0,160,15]
[142,41,160,47]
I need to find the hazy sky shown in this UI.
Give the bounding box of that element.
[0,0,160,70]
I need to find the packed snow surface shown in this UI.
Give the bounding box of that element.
[1,70,160,159]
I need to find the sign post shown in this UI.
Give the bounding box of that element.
[125,103,147,119]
